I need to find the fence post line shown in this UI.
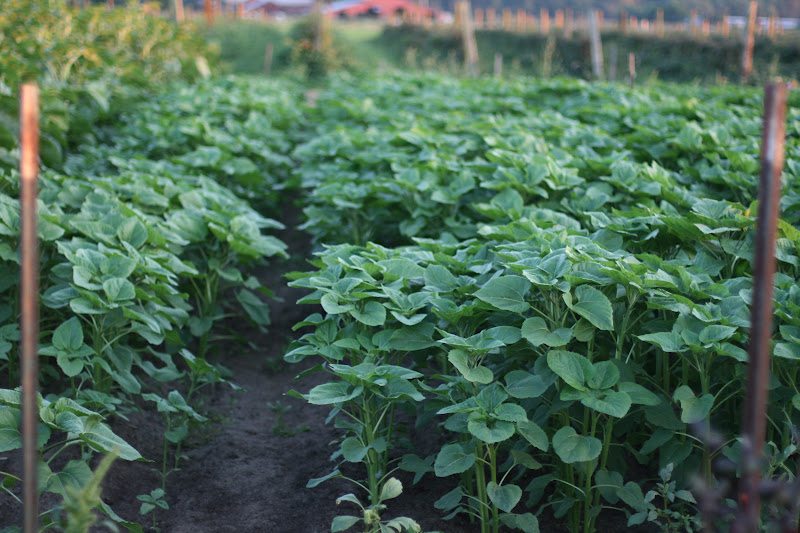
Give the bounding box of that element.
[734,81,789,533]
[19,83,40,533]
[742,0,758,82]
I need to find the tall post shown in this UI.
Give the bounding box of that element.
[19,83,40,533]
[564,8,573,38]
[539,8,550,33]
[474,7,484,29]
[656,8,665,37]
[174,0,185,23]
[742,0,758,83]
[458,0,479,76]
[264,43,274,76]
[628,52,636,87]
[734,81,789,533]
[502,8,512,31]
[493,52,503,77]
[486,7,496,29]
[588,9,604,80]
[204,0,214,25]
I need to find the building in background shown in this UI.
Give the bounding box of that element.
[326,0,442,22]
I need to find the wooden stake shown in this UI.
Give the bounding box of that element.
[742,0,758,83]
[539,8,550,33]
[493,52,503,77]
[502,8,512,31]
[588,9,604,80]
[656,8,664,37]
[204,0,214,25]
[554,9,564,29]
[733,81,789,533]
[564,8,573,38]
[474,8,484,29]
[628,52,636,87]
[458,0,479,76]
[174,0,185,23]
[516,9,525,32]
[19,83,40,533]
[264,42,274,76]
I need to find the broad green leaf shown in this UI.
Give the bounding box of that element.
[504,370,550,399]
[546,350,590,391]
[673,385,714,424]
[698,325,737,344]
[474,275,530,313]
[434,443,476,476]
[570,285,613,331]
[350,301,386,327]
[52,317,84,352]
[516,420,548,451]
[581,391,631,418]
[331,516,360,532]
[380,477,403,501]
[500,512,540,533]
[637,332,685,352]
[552,426,601,464]
[468,417,515,444]
[486,482,522,513]
[448,350,493,384]
[306,382,363,405]
[521,317,571,347]
[340,437,368,463]
[102,278,135,303]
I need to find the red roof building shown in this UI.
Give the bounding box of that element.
[325,0,442,22]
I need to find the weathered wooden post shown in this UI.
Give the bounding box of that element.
[656,8,665,37]
[474,8,484,29]
[19,83,40,533]
[264,43,274,76]
[493,52,502,77]
[539,8,550,33]
[588,9,604,80]
[564,8,573,38]
[742,0,758,82]
[551,9,561,30]
[204,0,214,25]
[733,81,789,533]
[174,0,185,22]
[458,0,479,76]
[486,7,496,29]
[628,52,636,87]
[516,9,526,32]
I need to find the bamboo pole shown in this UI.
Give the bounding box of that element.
[733,81,789,533]
[19,83,40,533]
[742,0,758,82]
